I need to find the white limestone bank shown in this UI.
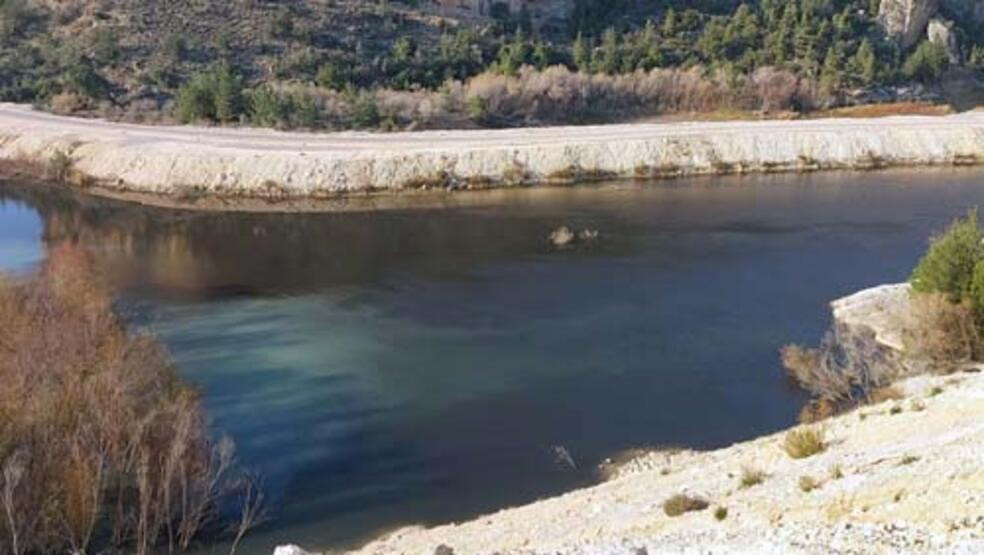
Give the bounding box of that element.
[1,104,984,203]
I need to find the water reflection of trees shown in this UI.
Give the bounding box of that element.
[0,184,631,300]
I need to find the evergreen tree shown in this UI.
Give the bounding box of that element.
[852,38,877,86]
[572,32,591,72]
[596,27,621,74]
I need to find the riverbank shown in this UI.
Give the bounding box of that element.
[275,284,984,554]
[2,104,984,209]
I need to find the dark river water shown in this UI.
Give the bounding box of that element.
[2,169,984,553]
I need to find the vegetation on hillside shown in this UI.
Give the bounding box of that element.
[0,244,262,554]
[0,0,982,131]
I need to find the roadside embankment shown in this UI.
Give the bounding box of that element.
[2,104,984,206]
[278,284,984,554]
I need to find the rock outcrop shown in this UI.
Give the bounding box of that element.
[927,18,960,62]
[879,0,940,48]
[830,283,912,353]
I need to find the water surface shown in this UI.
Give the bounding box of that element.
[2,169,983,552]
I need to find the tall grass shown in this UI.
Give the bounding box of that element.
[0,244,259,554]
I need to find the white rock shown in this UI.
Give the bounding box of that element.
[273,545,314,555]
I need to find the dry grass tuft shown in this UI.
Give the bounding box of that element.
[783,427,826,459]
[813,102,953,119]
[868,386,904,404]
[662,494,709,517]
[799,475,821,493]
[798,398,839,424]
[739,466,766,488]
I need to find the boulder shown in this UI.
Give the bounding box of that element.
[548,226,575,247]
[878,0,940,49]
[927,18,960,62]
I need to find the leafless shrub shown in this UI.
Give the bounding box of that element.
[113,64,816,131]
[901,292,980,373]
[781,324,898,404]
[0,244,260,554]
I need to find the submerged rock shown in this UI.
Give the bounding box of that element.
[548,226,600,247]
[578,228,599,242]
[548,226,576,247]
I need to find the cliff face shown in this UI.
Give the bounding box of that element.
[1,104,983,204]
[879,0,941,49]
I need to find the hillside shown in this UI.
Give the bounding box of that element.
[1,0,983,131]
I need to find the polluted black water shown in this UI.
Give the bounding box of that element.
[2,168,984,553]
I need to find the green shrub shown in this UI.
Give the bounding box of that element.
[247,86,290,127]
[176,72,217,122]
[176,63,243,123]
[63,58,108,100]
[970,259,984,326]
[903,41,949,84]
[316,63,349,90]
[163,33,188,62]
[352,91,380,129]
[910,209,983,301]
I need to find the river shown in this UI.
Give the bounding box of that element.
[2,169,983,553]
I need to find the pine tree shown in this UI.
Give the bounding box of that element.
[572,32,591,72]
[597,27,620,74]
[819,42,845,98]
[853,38,877,86]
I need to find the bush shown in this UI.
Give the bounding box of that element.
[781,325,896,404]
[739,466,766,488]
[63,58,109,100]
[903,41,949,84]
[0,245,258,554]
[247,86,290,128]
[798,475,820,493]
[662,494,709,517]
[46,150,73,181]
[176,63,243,123]
[783,427,826,459]
[352,91,380,128]
[910,209,983,301]
[901,292,980,371]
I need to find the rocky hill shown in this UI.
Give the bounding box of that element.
[1,1,982,131]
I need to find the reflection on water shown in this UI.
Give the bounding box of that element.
[2,169,984,552]
[0,196,42,271]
